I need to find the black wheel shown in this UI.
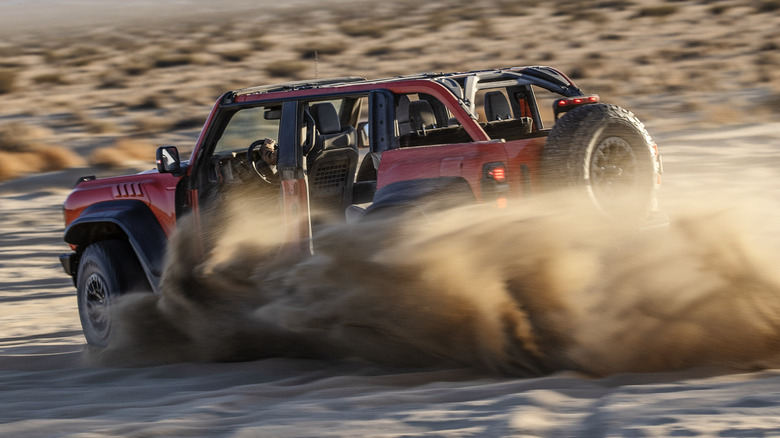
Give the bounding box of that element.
[76,240,148,347]
[541,103,658,219]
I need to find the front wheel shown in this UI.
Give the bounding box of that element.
[76,240,149,347]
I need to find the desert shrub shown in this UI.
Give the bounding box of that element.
[63,45,103,66]
[122,58,152,76]
[84,120,117,134]
[96,71,127,89]
[172,115,205,130]
[567,65,589,80]
[596,0,634,8]
[759,92,780,112]
[38,145,84,171]
[32,72,68,85]
[633,54,653,65]
[657,48,699,62]
[251,38,274,52]
[600,33,624,40]
[0,69,16,94]
[365,44,393,57]
[130,94,165,110]
[709,4,730,14]
[469,18,497,38]
[633,5,679,18]
[152,53,195,68]
[217,49,252,62]
[755,0,780,12]
[88,138,157,168]
[0,152,29,180]
[426,9,456,30]
[0,122,51,152]
[582,10,610,24]
[133,115,174,133]
[339,21,387,38]
[495,0,538,16]
[295,40,348,59]
[0,46,22,57]
[552,0,582,16]
[0,122,83,180]
[265,60,309,79]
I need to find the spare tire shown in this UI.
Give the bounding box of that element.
[540,103,658,220]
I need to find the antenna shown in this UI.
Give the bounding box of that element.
[314,51,319,81]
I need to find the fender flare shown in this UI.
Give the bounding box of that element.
[63,200,167,293]
[366,177,476,215]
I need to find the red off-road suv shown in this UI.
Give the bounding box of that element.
[61,66,664,346]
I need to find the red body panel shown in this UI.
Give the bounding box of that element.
[377,137,547,202]
[63,171,181,237]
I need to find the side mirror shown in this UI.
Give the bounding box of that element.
[156,146,181,174]
[357,122,370,149]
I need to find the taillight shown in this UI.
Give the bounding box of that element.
[553,94,599,119]
[487,165,506,182]
[482,162,509,208]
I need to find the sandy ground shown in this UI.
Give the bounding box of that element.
[2,0,780,436]
[1,123,778,437]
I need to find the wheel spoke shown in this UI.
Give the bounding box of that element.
[85,273,109,334]
[591,136,638,201]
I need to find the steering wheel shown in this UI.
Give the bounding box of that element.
[247,139,278,185]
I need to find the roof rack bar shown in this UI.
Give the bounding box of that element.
[234,76,367,97]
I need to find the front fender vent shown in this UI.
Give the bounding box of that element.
[114,183,145,198]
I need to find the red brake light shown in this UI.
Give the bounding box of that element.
[488,166,506,182]
[553,95,600,119]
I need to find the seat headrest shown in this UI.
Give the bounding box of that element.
[396,94,411,124]
[311,102,342,135]
[484,91,512,121]
[408,100,437,131]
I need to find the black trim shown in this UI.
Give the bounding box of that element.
[367,177,475,214]
[63,200,167,293]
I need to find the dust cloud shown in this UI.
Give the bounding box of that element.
[90,187,780,377]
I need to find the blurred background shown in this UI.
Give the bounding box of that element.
[0,0,778,182]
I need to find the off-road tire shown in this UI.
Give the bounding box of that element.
[76,240,148,347]
[541,103,657,220]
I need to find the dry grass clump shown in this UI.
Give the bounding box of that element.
[295,40,348,59]
[130,94,166,111]
[88,138,157,168]
[133,115,175,134]
[365,44,394,57]
[217,49,252,63]
[32,72,68,85]
[0,121,83,181]
[0,122,51,152]
[122,58,153,76]
[96,70,128,89]
[265,60,309,79]
[151,52,196,69]
[754,0,780,12]
[633,5,679,18]
[495,0,539,16]
[759,91,780,113]
[0,69,16,94]
[339,21,388,38]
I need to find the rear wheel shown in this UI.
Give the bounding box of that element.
[76,240,149,347]
[541,103,657,220]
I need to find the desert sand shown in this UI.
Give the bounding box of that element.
[1,0,780,436]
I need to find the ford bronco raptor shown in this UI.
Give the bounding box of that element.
[60,66,664,346]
